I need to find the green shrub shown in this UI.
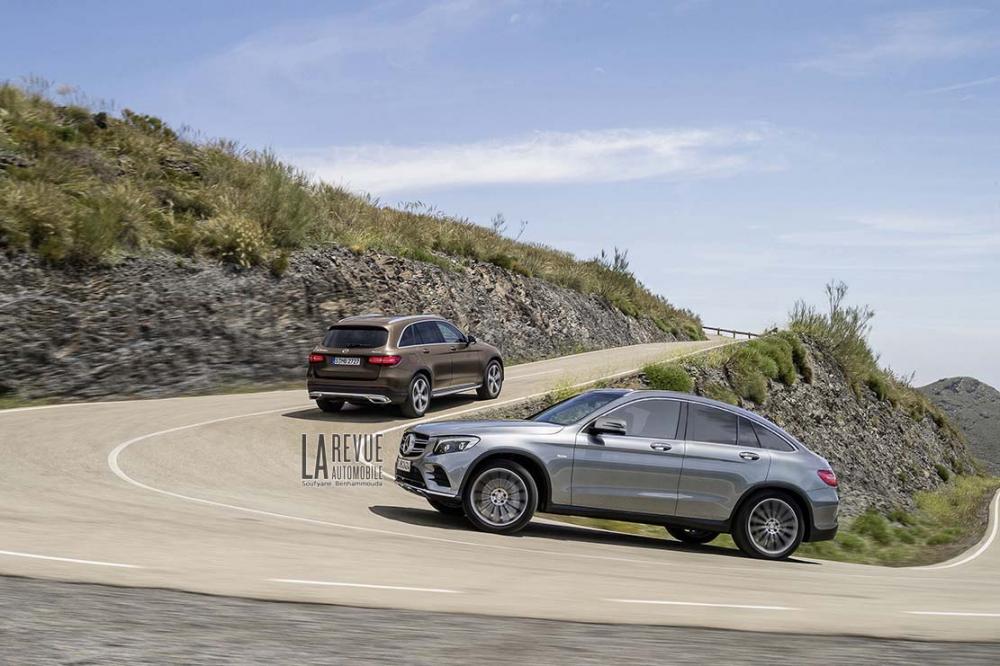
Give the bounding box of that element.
[643,363,693,392]
[866,372,891,402]
[934,463,951,482]
[852,510,893,545]
[701,382,739,405]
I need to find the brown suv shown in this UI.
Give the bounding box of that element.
[307,314,504,418]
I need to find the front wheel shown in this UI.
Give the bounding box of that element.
[666,526,719,545]
[733,492,805,560]
[477,360,503,400]
[400,374,431,418]
[462,459,537,534]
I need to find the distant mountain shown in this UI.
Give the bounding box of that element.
[920,377,1000,475]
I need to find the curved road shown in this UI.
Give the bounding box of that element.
[1,338,998,642]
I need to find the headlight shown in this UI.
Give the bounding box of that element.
[433,436,479,454]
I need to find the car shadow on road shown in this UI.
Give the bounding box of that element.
[368,505,817,564]
[281,394,482,424]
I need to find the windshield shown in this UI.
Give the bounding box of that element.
[323,326,389,349]
[530,390,629,425]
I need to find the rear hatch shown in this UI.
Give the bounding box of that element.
[312,326,390,381]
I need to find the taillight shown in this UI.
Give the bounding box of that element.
[368,355,402,366]
[308,353,325,364]
[818,470,838,487]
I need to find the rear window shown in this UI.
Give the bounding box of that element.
[531,390,629,425]
[323,327,388,349]
[752,422,796,452]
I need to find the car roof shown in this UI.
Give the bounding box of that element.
[331,314,446,328]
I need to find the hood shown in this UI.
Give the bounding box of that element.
[413,419,563,438]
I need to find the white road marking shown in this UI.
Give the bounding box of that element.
[0,549,141,568]
[913,490,1000,571]
[906,611,1000,617]
[268,578,460,594]
[608,599,797,611]
[506,369,561,379]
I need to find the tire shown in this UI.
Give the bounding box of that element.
[462,459,537,534]
[315,398,344,413]
[400,373,431,418]
[666,526,719,545]
[732,491,805,560]
[427,498,464,516]
[476,360,503,400]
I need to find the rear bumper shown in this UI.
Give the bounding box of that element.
[307,380,407,405]
[808,524,839,542]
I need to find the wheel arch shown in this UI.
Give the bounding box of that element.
[460,449,551,511]
[730,482,815,541]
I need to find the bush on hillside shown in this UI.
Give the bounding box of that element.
[0,81,702,338]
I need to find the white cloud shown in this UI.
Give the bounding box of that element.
[777,215,1000,256]
[286,127,772,193]
[915,74,1000,96]
[206,0,501,82]
[801,10,997,76]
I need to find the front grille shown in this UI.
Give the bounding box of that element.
[395,466,426,489]
[399,432,431,458]
[429,465,450,488]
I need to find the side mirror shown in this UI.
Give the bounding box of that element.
[590,418,627,436]
[466,334,477,345]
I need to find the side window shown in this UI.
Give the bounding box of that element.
[399,326,416,347]
[604,400,681,439]
[738,417,759,448]
[688,404,738,446]
[436,321,465,344]
[752,423,796,452]
[416,322,444,344]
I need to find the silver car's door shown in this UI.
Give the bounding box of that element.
[571,398,686,515]
[675,406,771,521]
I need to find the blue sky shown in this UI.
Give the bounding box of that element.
[3,0,999,385]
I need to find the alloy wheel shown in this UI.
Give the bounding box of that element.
[486,363,502,396]
[471,468,528,527]
[411,376,429,413]
[747,497,799,556]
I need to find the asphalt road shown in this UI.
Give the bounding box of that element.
[1,337,999,645]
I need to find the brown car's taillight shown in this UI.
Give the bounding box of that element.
[368,355,402,366]
[308,353,325,364]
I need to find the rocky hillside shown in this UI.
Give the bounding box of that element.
[0,247,677,402]
[481,336,974,517]
[921,377,1000,475]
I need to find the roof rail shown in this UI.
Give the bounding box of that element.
[338,313,385,321]
[388,313,443,323]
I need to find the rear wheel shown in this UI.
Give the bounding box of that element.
[733,492,805,560]
[477,360,503,400]
[666,526,719,545]
[462,459,537,534]
[400,374,431,418]
[315,398,344,413]
[427,498,464,516]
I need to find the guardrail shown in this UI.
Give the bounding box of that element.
[702,326,761,339]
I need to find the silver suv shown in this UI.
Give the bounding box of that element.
[395,389,839,560]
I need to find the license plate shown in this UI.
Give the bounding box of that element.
[331,357,361,366]
[396,458,411,472]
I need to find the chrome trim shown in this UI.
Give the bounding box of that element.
[431,383,482,398]
[309,391,393,404]
[397,319,466,348]
[395,479,458,499]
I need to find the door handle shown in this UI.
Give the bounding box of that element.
[421,348,430,354]
[739,451,760,461]
[650,442,672,452]
[448,346,457,351]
